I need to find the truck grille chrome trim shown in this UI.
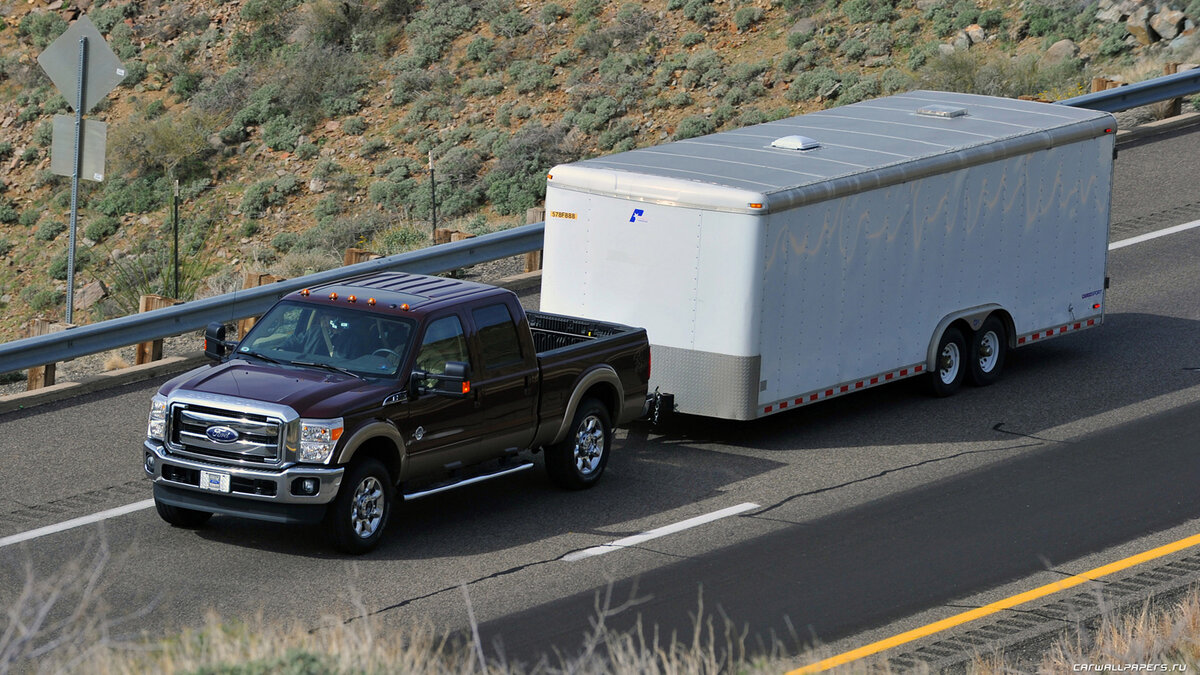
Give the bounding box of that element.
[162,392,300,468]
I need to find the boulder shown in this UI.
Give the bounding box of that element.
[952,31,971,50]
[937,43,957,55]
[1150,9,1185,40]
[308,178,326,193]
[1043,39,1079,66]
[964,23,986,44]
[74,280,108,311]
[1096,5,1125,23]
[789,17,817,37]
[1126,7,1158,44]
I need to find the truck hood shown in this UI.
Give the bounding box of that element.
[168,359,396,418]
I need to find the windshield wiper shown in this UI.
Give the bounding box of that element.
[237,349,282,364]
[292,360,364,380]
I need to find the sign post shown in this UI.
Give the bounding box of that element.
[37,15,125,323]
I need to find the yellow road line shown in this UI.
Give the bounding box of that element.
[789,531,1200,673]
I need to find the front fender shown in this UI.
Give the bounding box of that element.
[335,420,407,480]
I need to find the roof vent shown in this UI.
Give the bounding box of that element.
[770,135,820,151]
[916,104,967,118]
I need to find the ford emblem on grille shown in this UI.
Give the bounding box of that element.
[206,425,240,443]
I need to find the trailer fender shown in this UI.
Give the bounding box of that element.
[925,304,1007,371]
[550,366,623,446]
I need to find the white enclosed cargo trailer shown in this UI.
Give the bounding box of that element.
[541,91,1116,420]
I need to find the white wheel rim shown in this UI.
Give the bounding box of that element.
[939,342,960,385]
[351,476,384,539]
[572,415,605,476]
[977,330,1000,374]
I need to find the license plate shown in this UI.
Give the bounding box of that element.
[200,470,231,493]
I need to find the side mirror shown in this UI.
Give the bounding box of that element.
[409,361,472,399]
[203,322,229,361]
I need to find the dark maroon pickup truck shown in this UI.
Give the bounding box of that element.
[143,272,650,553]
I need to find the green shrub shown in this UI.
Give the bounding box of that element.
[485,122,572,215]
[0,237,12,258]
[597,119,635,150]
[881,67,914,94]
[239,220,260,237]
[540,2,568,23]
[508,60,554,93]
[85,216,120,242]
[492,9,533,37]
[841,38,868,60]
[94,176,167,216]
[33,121,53,147]
[361,137,388,157]
[19,209,40,227]
[574,0,605,24]
[20,284,63,312]
[462,77,504,97]
[276,174,300,194]
[681,32,704,47]
[734,6,763,31]
[682,0,718,25]
[49,248,92,280]
[43,95,68,115]
[144,99,167,120]
[295,143,319,160]
[0,199,18,224]
[18,11,66,48]
[374,226,427,254]
[121,60,148,87]
[35,219,67,241]
[241,179,283,218]
[261,115,301,151]
[342,117,367,135]
[171,71,202,99]
[674,115,712,140]
[465,36,494,64]
[786,31,810,50]
[843,0,896,23]
[21,147,39,163]
[271,231,299,252]
[0,142,12,160]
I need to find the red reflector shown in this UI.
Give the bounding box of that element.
[1092,303,1100,310]
[915,365,923,372]
[765,405,773,413]
[870,377,878,385]
[809,394,818,401]
[780,401,788,409]
[840,385,849,393]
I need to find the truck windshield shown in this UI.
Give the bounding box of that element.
[236,301,416,378]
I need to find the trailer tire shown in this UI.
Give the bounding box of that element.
[928,326,967,397]
[155,499,212,528]
[327,457,392,555]
[545,399,611,490]
[968,316,1007,387]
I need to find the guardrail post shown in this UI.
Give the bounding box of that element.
[236,273,286,338]
[524,207,544,272]
[433,229,455,246]
[342,247,382,267]
[25,319,72,390]
[135,294,179,365]
[1157,63,1182,118]
[450,231,476,242]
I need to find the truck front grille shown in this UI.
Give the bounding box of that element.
[170,404,285,466]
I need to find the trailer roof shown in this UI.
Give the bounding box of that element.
[548,90,1115,213]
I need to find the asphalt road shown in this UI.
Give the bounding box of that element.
[2,124,1200,669]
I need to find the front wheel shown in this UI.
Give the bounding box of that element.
[927,325,967,397]
[155,499,212,528]
[968,316,1007,387]
[327,457,392,554]
[545,399,612,490]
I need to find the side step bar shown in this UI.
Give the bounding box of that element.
[403,462,535,501]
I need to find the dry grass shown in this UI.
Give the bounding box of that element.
[1039,590,1200,672]
[102,354,129,371]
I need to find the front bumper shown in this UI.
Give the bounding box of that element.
[144,440,344,524]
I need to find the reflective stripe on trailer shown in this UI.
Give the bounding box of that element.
[762,363,926,415]
[1016,317,1099,345]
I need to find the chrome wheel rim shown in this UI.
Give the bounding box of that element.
[977,330,1000,374]
[351,476,384,539]
[572,415,606,476]
[939,342,961,385]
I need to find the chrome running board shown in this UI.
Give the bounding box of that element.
[403,462,535,501]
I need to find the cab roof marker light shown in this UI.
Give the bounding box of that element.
[329,292,338,300]
[368,297,376,306]
[347,295,357,303]
[300,289,310,296]
[400,303,410,311]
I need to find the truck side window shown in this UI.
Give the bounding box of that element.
[472,303,523,370]
[416,315,469,381]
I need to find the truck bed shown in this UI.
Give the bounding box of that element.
[527,311,629,352]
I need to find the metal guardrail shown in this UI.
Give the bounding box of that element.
[1057,67,1200,112]
[0,223,545,376]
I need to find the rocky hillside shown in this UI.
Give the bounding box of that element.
[0,0,1197,343]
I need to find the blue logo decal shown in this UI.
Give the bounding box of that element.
[629,208,645,223]
[206,426,240,443]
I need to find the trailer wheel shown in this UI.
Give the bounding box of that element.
[327,457,392,554]
[928,326,967,397]
[154,499,212,528]
[545,399,612,490]
[968,316,1007,387]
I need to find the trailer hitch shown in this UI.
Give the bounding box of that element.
[644,388,675,425]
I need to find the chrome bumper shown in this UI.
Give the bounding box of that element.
[144,440,344,505]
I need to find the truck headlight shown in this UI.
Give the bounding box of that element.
[299,418,343,463]
[147,394,168,441]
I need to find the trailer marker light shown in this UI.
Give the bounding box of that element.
[347,295,357,303]
[1105,128,1114,134]
[547,173,553,180]
[749,203,763,209]
[462,381,471,394]
[329,292,338,300]
[1093,303,1101,310]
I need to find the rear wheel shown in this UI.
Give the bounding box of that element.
[327,457,392,554]
[545,399,612,490]
[928,325,967,397]
[968,316,1007,387]
[154,499,212,528]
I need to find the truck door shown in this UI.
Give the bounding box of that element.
[467,301,539,454]
[399,313,485,476]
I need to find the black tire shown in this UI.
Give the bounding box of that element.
[327,457,393,555]
[154,499,212,528]
[927,325,967,397]
[545,399,612,490]
[968,315,1007,387]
